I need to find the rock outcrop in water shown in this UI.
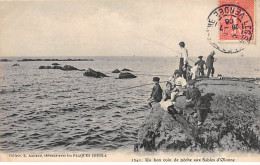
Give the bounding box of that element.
[61,65,79,71]
[39,65,78,70]
[39,66,52,69]
[18,58,94,62]
[0,59,12,62]
[52,63,60,66]
[83,68,108,78]
[118,72,137,79]
[135,78,260,152]
[112,69,121,73]
[122,68,132,72]
[52,65,63,69]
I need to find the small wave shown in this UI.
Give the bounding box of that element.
[18,135,29,140]
[56,95,71,99]
[34,145,49,150]
[112,135,129,143]
[15,119,27,124]
[61,107,75,112]
[22,84,31,87]
[126,111,135,114]
[27,116,42,121]
[95,105,111,110]
[115,105,126,108]
[102,144,118,150]
[93,126,101,130]
[35,95,48,99]
[29,133,41,139]
[103,130,114,134]
[76,139,102,146]
[25,111,35,115]
[48,140,68,147]
[82,114,93,117]
[112,114,122,118]
[7,113,18,118]
[0,89,21,94]
[0,132,14,138]
[84,134,103,140]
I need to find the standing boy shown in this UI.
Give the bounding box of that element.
[179,42,189,80]
[195,56,206,76]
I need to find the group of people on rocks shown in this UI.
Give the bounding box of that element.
[147,42,215,127]
[179,41,216,80]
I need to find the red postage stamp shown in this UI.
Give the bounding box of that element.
[219,0,255,41]
[207,0,255,53]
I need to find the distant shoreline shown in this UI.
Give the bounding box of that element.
[0,58,94,62]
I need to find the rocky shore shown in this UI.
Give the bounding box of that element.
[39,65,79,71]
[135,78,260,152]
[0,59,12,62]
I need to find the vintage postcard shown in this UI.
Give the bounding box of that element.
[0,0,260,162]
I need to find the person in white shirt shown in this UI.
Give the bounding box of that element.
[179,42,189,80]
[169,70,187,98]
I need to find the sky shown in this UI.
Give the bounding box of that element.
[0,0,259,57]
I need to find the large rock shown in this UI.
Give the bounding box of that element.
[39,66,52,69]
[121,68,132,72]
[61,65,79,71]
[52,65,63,69]
[52,63,60,66]
[112,69,121,73]
[39,65,79,70]
[0,59,12,62]
[118,72,136,79]
[12,64,20,66]
[135,79,260,152]
[83,68,108,78]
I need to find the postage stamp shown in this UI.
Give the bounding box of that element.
[207,0,255,53]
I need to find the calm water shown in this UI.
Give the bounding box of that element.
[0,56,259,152]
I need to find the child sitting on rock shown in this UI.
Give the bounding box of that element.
[147,77,163,108]
[160,81,182,116]
[185,79,202,126]
[160,82,177,110]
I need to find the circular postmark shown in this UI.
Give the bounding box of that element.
[207,4,254,54]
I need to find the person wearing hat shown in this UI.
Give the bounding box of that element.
[174,70,187,90]
[168,70,187,103]
[169,70,187,92]
[206,51,216,77]
[147,77,163,108]
[185,79,202,126]
[195,56,206,77]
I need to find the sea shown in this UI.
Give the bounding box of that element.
[0,56,259,152]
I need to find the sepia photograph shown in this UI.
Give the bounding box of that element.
[0,0,259,162]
